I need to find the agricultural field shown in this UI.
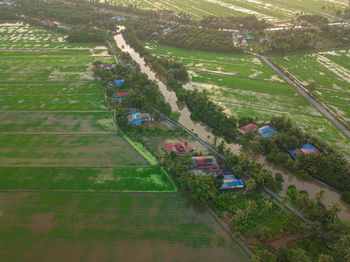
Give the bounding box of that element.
[0,192,250,262]
[146,42,350,156]
[270,49,350,128]
[110,0,344,20]
[0,23,250,260]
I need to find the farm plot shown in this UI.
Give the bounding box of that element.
[0,134,148,166]
[145,42,284,82]
[270,49,350,127]
[0,82,104,95]
[0,24,95,49]
[0,94,107,111]
[112,0,327,20]
[0,192,250,262]
[0,112,116,133]
[146,43,350,155]
[0,167,176,192]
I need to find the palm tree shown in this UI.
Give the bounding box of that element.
[296,191,309,211]
[259,199,273,216]
[327,202,341,223]
[233,209,245,224]
[244,178,256,194]
[245,200,257,221]
[314,190,325,207]
[280,194,290,213]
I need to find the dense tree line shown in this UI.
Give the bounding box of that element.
[159,27,244,54]
[200,15,271,31]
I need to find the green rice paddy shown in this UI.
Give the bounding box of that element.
[0,192,250,261]
[146,42,350,156]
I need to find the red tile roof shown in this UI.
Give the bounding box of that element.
[164,140,191,155]
[237,123,258,135]
[116,92,129,97]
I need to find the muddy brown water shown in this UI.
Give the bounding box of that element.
[114,28,350,221]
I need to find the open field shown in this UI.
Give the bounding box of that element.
[0,167,176,192]
[111,0,344,20]
[0,192,249,262]
[270,49,350,128]
[146,42,350,156]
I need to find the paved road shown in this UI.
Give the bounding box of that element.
[267,0,340,20]
[256,53,350,139]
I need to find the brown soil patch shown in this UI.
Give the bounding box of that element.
[267,232,300,250]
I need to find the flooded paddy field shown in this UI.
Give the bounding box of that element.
[270,49,350,131]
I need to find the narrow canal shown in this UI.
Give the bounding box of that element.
[114,28,350,221]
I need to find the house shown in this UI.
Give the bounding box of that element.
[112,92,129,103]
[164,140,192,156]
[109,79,124,87]
[237,123,258,135]
[246,34,255,40]
[240,39,248,47]
[128,112,142,125]
[127,111,152,125]
[258,126,278,138]
[57,25,70,30]
[288,144,320,159]
[140,113,151,122]
[218,174,244,190]
[99,64,116,70]
[191,156,220,176]
[111,16,124,22]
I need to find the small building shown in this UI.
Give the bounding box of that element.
[240,39,248,46]
[140,113,151,122]
[164,140,191,156]
[127,111,152,125]
[288,144,320,159]
[112,92,129,103]
[218,175,244,190]
[57,25,70,30]
[191,156,220,176]
[237,123,258,135]
[99,64,116,70]
[258,126,278,138]
[111,16,124,22]
[246,34,255,40]
[109,79,124,87]
[128,112,142,125]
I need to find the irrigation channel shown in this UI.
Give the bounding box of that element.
[113,27,350,221]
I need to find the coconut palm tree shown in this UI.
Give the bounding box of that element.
[327,202,341,223]
[280,194,290,213]
[314,190,325,208]
[244,178,256,194]
[245,200,257,221]
[259,199,273,216]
